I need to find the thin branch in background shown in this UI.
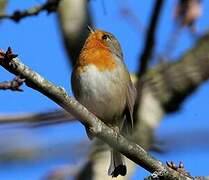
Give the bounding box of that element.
[0,47,198,180]
[0,109,75,126]
[0,0,60,22]
[138,0,164,76]
[134,1,164,123]
[0,76,25,91]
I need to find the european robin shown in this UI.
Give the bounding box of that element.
[71,27,136,177]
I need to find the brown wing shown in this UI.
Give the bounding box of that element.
[122,81,136,134]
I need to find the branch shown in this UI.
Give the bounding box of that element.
[0,48,193,180]
[0,109,75,126]
[146,32,209,112]
[0,0,60,22]
[0,76,25,91]
[146,161,209,180]
[138,0,164,76]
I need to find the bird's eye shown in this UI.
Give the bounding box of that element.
[101,34,109,40]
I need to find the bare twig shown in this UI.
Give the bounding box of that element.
[0,109,75,126]
[0,48,196,180]
[138,0,164,77]
[0,76,25,91]
[0,0,60,22]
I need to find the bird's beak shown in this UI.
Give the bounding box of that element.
[87,26,94,34]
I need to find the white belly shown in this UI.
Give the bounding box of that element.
[72,65,126,123]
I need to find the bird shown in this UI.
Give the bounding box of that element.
[71,27,136,177]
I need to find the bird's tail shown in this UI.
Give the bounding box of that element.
[108,149,127,177]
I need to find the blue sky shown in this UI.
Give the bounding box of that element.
[0,0,209,179]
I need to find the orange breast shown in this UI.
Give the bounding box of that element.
[76,47,116,73]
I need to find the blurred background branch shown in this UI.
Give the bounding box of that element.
[0,0,60,22]
[137,0,164,77]
[0,0,7,16]
[0,109,74,126]
[57,0,92,66]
